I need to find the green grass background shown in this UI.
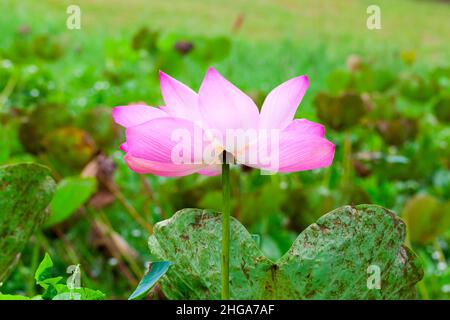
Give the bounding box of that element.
[2,0,449,118]
[1,0,450,299]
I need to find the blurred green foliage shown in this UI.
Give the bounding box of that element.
[0,0,449,300]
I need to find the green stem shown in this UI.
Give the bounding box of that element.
[27,233,42,296]
[221,152,231,300]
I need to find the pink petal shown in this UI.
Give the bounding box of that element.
[197,165,221,176]
[112,104,167,128]
[276,133,335,173]
[243,124,334,172]
[125,117,207,164]
[120,142,129,152]
[159,71,202,122]
[198,67,259,138]
[284,119,325,137]
[259,75,309,130]
[124,154,203,177]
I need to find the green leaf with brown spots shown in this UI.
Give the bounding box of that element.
[0,163,56,283]
[148,205,423,299]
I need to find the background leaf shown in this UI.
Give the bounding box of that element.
[0,163,55,283]
[0,294,30,300]
[402,195,450,244]
[52,287,105,300]
[34,253,53,284]
[45,176,97,228]
[128,261,171,300]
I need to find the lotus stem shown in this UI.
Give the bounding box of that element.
[221,151,231,300]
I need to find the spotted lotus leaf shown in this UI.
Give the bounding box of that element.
[0,163,56,283]
[148,205,423,299]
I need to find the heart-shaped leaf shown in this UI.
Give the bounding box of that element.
[148,205,423,299]
[0,163,56,282]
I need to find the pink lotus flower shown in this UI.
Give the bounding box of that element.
[112,68,335,177]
